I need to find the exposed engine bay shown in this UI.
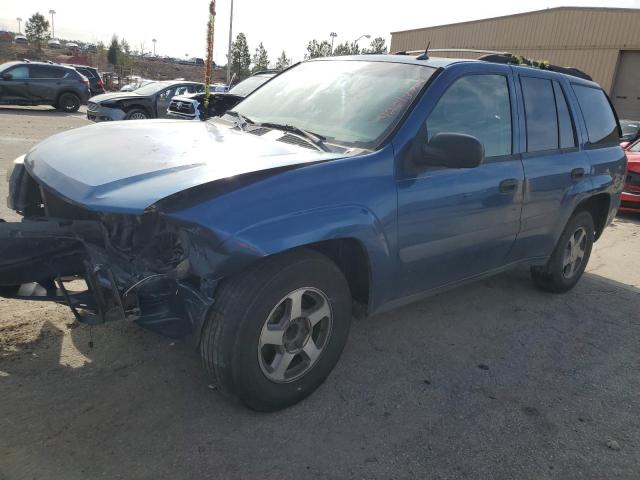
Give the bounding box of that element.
[1,163,217,341]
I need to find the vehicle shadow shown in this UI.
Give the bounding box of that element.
[1,267,639,479]
[0,106,87,118]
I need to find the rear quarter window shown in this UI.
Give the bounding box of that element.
[572,84,619,146]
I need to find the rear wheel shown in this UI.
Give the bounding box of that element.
[200,249,352,412]
[126,109,148,120]
[531,210,595,293]
[56,93,81,112]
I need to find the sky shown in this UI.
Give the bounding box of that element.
[2,0,640,65]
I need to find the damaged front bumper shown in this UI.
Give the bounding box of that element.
[0,215,216,342]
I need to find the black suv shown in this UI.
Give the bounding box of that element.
[0,61,91,112]
[67,64,105,96]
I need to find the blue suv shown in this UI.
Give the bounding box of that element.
[1,54,626,411]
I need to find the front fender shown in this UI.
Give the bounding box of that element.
[183,204,395,311]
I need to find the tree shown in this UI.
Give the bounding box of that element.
[252,42,270,73]
[230,33,251,81]
[107,35,120,67]
[332,41,360,56]
[305,39,332,59]
[275,50,291,70]
[362,37,388,55]
[24,12,50,49]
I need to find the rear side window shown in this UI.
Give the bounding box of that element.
[426,74,512,157]
[572,85,619,146]
[7,65,29,79]
[30,66,66,79]
[521,77,558,152]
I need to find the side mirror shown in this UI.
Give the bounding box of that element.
[415,132,485,169]
[1,73,12,80]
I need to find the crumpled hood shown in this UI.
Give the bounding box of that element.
[25,120,343,214]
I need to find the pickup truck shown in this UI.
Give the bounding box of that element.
[1,54,626,411]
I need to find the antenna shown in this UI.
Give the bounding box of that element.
[416,41,430,60]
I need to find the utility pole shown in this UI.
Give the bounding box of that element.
[152,38,157,56]
[48,10,56,39]
[16,17,22,34]
[330,32,337,54]
[226,0,234,86]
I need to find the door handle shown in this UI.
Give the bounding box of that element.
[571,168,586,180]
[499,178,519,193]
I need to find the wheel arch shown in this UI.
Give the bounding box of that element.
[576,193,611,241]
[54,89,80,106]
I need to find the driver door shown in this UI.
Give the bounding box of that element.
[155,86,177,118]
[396,69,524,296]
[0,65,31,104]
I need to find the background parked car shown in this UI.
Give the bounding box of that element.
[0,60,90,112]
[621,139,640,213]
[87,80,204,121]
[167,72,275,121]
[66,64,105,96]
[47,39,61,49]
[14,35,28,45]
[619,119,640,145]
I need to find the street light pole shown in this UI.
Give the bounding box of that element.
[354,34,371,45]
[226,0,234,85]
[152,38,157,56]
[330,32,337,54]
[16,17,22,34]
[48,10,56,39]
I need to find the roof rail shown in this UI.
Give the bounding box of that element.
[22,58,31,63]
[393,48,593,81]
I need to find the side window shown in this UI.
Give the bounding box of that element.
[426,74,512,158]
[7,65,29,79]
[572,84,619,146]
[158,87,176,101]
[174,85,190,96]
[521,77,558,152]
[30,66,66,79]
[553,81,576,149]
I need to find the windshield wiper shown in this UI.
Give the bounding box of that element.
[227,110,254,131]
[256,122,330,152]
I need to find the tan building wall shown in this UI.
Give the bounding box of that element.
[390,7,640,93]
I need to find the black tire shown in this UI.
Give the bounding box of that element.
[126,108,148,120]
[531,210,595,293]
[56,92,80,112]
[200,248,352,412]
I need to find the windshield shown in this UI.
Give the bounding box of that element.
[232,60,435,148]
[132,82,168,95]
[230,75,274,96]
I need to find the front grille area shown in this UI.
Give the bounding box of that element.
[88,101,98,111]
[627,171,640,187]
[169,100,195,115]
[41,188,97,220]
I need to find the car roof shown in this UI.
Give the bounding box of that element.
[3,60,76,70]
[310,54,600,88]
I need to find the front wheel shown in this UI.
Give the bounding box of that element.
[531,210,595,293]
[126,109,148,120]
[200,249,352,411]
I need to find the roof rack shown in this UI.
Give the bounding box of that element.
[394,48,592,81]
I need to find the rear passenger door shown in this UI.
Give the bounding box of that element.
[509,73,591,260]
[28,65,66,103]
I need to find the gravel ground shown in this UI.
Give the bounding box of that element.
[1,106,639,480]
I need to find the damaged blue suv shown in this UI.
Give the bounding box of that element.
[2,54,625,411]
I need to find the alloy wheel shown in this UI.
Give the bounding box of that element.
[258,287,333,383]
[562,226,587,279]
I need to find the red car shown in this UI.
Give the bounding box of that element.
[621,139,640,213]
